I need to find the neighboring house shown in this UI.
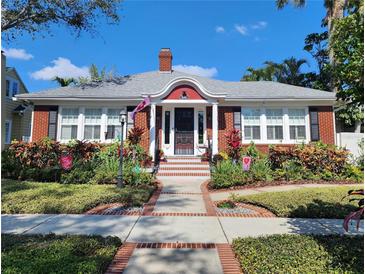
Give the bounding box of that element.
[16,48,336,159]
[1,51,32,150]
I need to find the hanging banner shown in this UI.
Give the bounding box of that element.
[242,156,251,171]
[130,96,151,120]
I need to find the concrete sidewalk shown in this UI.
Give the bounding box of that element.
[2,214,363,243]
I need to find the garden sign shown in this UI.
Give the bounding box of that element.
[60,153,73,170]
[242,156,251,171]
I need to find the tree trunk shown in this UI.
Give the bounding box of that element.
[328,0,345,92]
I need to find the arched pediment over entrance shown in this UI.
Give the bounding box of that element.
[163,85,205,100]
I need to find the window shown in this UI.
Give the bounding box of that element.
[309,108,320,141]
[198,111,204,144]
[6,80,10,97]
[266,109,283,140]
[61,108,78,140]
[289,109,306,140]
[12,81,19,96]
[233,109,241,130]
[243,108,261,140]
[48,108,58,140]
[5,120,11,144]
[164,111,170,144]
[84,108,102,140]
[106,109,123,140]
[127,106,136,134]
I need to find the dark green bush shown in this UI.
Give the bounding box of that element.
[61,160,97,184]
[211,160,248,189]
[232,234,363,274]
[2,234,121,274]
[248,158,273,182]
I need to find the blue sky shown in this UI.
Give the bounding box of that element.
[3,1,326,92]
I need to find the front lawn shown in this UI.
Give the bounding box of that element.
[232,234,363,274]
[2,179,155,214]
[2,234,120,274]
[232,186,359,218]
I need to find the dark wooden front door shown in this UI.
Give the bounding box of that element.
[175,108,194,155]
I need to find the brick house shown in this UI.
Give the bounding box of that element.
[16,48,336,158]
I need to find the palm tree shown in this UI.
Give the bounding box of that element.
[242,57,308,86]
[53,77,75,87]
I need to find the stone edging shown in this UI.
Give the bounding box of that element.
[142,180,163,216]
[201,180,218,216]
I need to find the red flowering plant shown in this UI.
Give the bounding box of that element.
[225,129,242,162]
[127,126,144,145]
[342,189,364,232]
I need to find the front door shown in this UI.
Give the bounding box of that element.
[174,108,194,155]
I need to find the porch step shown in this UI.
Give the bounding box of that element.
[159,166,210,171]
[160,161,209,166]
[164,157,203,163]
[157,172,210,177]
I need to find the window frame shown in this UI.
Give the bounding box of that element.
[288,108,307,141]
[59,107,79,141]
[83,108,102,141]
[266,108,284,141]
[242,108,261,141]
[106,108,123,141]
[5,120,12,144]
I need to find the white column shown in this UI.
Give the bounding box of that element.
[149,103,156,159]
[212,102,218,154]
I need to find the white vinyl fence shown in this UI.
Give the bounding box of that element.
[336,132,364,157]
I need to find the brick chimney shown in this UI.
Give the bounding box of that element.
[159,48,172,72]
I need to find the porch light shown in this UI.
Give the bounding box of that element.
[119,109,127,124]
[117,108,127,188]
[180,91,188,100]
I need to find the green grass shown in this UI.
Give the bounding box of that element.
[232,234,363,274]
[232,186,360,218]
[2,234,121,274]
[1,179,155,214]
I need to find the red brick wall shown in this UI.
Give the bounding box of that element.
[159,49,172,72]
[134,107,150,154]
[164,85,205,100]
[317,106,335,144]
[218,107,236,152]
[32,106,50,141]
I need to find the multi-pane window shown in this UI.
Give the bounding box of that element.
[5,80,10,97]
[266,109,283,140]
[106,109,122,140]
[127,106,136,134]
[198,111,204,144]
[309,108,320,141]
[5,120,11,144]
[48,108,58,140]
[233,110,241,130]
[61,108,78,140]
[289,109,306,140]
[243,108,261,140]
[164,111,170,144]
[12,81,19,96]
[84,108,102,140]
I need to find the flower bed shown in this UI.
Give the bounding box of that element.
[210,132,363,190]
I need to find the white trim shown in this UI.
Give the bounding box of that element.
[149,103,156,159]
[145,77,226,99]
[30,110,34,142]
[4,120,12,144]
[212,102,218,154]
[241,106,310,145]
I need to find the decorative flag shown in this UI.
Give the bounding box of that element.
[130,96,151,120]
[60,154,73,170]
[242,156,252,171]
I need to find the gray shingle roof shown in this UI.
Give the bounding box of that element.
[16,70,335,100]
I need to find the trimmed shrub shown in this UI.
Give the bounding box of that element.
[211,160,247,189]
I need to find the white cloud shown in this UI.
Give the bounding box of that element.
[173,65,218,78]
[251,21,267,29]
[234,24,248,36]
[3,48,33,60]
[31,57,89,80]
[215,26,225,33]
